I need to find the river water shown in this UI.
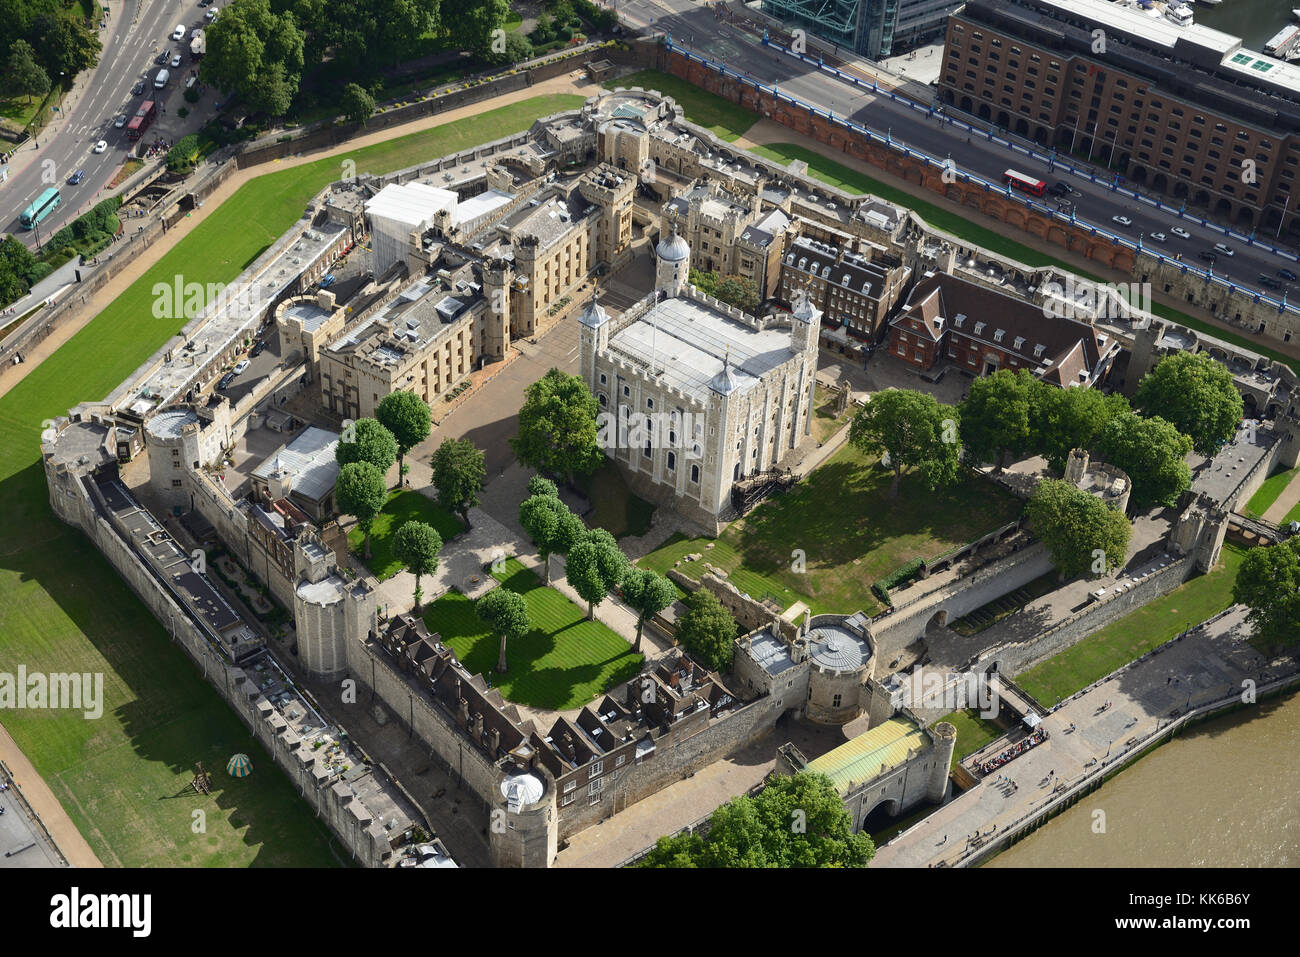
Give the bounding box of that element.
[987,689,1300,867]
[1195,0,1299,52]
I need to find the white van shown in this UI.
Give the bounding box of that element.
[154,68,170,89]
[171,24,185,41]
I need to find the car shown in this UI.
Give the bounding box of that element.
[113,113,127,128]
[1148,231,1166,243]
[155,52,168,65]
[92,140,107,154]
[1214,242,1235,257]
[205,6,219,20]
[218,372,235,391]
[250,340,266,357]
[170,54,183,68]
[133,79,146,96]
[1171,226,1191,240]
[1259,275,1283,290]
[320,273,336,288]
[1050,181,1071,196]
[67,168,85,185]
[1111,215,1132,227]
[200,0,211,6]
[1197,250,1217,263]
[1279,268,1297,282]
[232,359,250,375]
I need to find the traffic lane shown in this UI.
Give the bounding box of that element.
[2,0,194,236]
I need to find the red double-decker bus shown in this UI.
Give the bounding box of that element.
[126,101,157,141]
[1003,169,1047,196]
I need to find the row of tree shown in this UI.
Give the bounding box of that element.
[853,353,1240,513]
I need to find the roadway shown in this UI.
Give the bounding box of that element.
[614,0,1300,307]
[3,0,210,245]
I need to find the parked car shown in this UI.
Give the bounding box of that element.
[1259,275,1283,290]
[92,140,108,154]
[250,340,266,357]
[1279,268,1297,281]
[155,52,168,65]
[320,273,336,288]
[67,168,86,185]
[218,372,235,391]
[1111,215,1132,227]
[170,53,183,68]
[1171,226,1191,240]
[1148,231,1166,243]
[232,359,250,375]
[1214,242,1235,257]
[132,79,145,95]
[206,6,219,20]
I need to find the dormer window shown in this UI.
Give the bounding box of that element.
[993,329,1005,343]
[953,315,965,328]
[1013,336,1025,350]
[822,266,831,278]
[1034,343,1046,358]
[974,321,986,336]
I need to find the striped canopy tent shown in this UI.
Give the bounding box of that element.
[227,753,253,778]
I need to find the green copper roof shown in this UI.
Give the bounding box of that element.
[804,718,930,794]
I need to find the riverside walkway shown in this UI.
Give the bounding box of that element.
[874,606,1293,867]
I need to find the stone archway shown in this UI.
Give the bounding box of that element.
[1014,117,1029,137]
[1215,197,1233,219]
[1152,173,1168,194]
[960,96,973,113]
[1194,189,1211,208]
[1174,181,1189,200]
[927,609,949,628]
[1130,166,1148,186]
[978,103,992,121]
[861,797,903,835]
[995,110,1011,128]
[1236,206,1255,228]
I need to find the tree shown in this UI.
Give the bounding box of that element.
[675,589,737,673]
[527,475,558,498]
[202,0,305,111]
[639,772,874,868]
[566,529,628,620]
[430,437,485,529]
[519,492,568,584]
[336,461,387,558]
[849,389,961,498]
[1232,538,1300,650]
[510,368,603,485]
[712,275,760,315]
[1095,410,1193,509]
[476,586,530,673]
[166,134,202,173]
[375,390,431,486]
[958,369,1033,470]
[29,15,100,81]
[1026,479,1131,580]
[392,520,442,613]
[445,0,510,60]
[620,568,677,654]
[336,417,397,477]
[4,40,48,103]
[1134,352,1244,457]
[340,81,375,125]
[1028,383,1129,473]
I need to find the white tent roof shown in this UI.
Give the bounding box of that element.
[1022,713,1042,730]
[365,182,457,228]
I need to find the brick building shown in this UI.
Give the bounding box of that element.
[938,0,1300,237]
[887,272,1118,385]
[776,234,911,342]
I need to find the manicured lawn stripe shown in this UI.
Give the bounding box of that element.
[1242,466,1300,519]
[349,489,464,580]
[423,558,642,710]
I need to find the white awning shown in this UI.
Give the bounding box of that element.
[1023,713,1042,730]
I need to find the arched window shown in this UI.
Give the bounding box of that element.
[667,451,676,471]
[690,464,700,483]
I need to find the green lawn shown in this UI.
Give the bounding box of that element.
[0,94,582,867]
[423,558,642,709]
[604,70,758,142]
[749,142,1300,377]
[1242,466,1300,520]
[936,709,1006,770]
[636,444,1023,616]
[1017,543,1248,707]
[575,460,656,540]
[349,489,464,580]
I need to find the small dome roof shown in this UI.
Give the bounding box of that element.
[793,289,821,324]
[578,294,609,328]
[709,350,739,395]
[656,229,690,263]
